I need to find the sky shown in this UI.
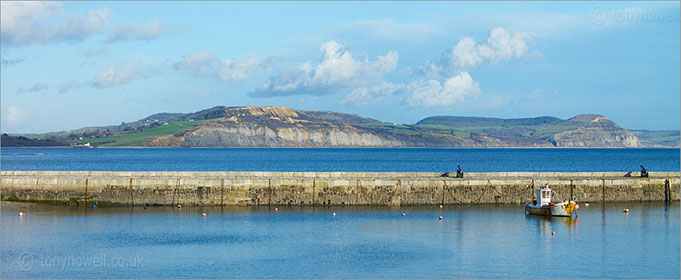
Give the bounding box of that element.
[1,1,679,134]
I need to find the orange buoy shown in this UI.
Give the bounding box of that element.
[274,208,278,212]
[552,232,555,236]
[438,216,443,220]
[19,212,25,216]
[574,204,580,210]
[202,213,206,217]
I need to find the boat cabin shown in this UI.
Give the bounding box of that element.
[537,185,552,206]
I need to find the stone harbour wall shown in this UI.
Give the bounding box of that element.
[1,171,679,206]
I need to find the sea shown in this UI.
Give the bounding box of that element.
[1,147,679,172]
[1,148,679,279]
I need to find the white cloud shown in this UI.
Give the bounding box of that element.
[406,72,481,107]
[58,81,82,94]
[107,19,174,43]
[0,1,111,47]
[342,27,534,108]
[344,72,480,108]
[5,106,28,125]
[341,82,404,106]
[16,82,50,94]
[93,60,151,88]
[174,51,279,82]
[335,19,440,41]
[250,40,398,97]
[425,27,533,76]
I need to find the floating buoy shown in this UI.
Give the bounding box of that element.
[585,203,589,206]
[552,232,555,236]
[274,208,278,212]
[19,212,25,216]
[439,205,443,208]
[202,213,206,217]
[438,216,443,220]
[623,208,629,213]
[177,204,181,209]
[574,204,580,210]
[332,212,336,216]
[401,212,406,216]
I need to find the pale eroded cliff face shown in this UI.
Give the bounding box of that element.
[149,108,410,147]
[553,115,642,147]
[144,108,652,148]
[182,124,407,147]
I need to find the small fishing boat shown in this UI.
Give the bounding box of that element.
[525,185,579,217]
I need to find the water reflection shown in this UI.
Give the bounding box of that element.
[2,202,679,279]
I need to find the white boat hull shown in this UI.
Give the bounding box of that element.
[525,201,576,217]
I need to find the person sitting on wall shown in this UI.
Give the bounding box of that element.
[456,165,464,178]
[640,165,649,178]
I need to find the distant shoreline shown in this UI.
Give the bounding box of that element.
[1,146,679,149]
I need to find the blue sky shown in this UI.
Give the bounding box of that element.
[1,1,679,134]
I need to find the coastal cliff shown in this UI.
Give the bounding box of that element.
[553,115,642,147]
[149,107,409,147]
[17,106,675,148]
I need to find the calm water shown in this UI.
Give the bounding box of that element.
[1,202,679,279]
[1,148,679,172]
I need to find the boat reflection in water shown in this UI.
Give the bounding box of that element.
[525,211,580,239]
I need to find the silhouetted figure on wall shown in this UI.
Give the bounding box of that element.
[456,165,464,178]
[640,165,648,178]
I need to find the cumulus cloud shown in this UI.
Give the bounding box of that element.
[93,60,153,88]
[5,106,28,125]
[405,73,481,107]
[58,81,83,94]
[341,82,404,106]
[250,40,398,97]
[16,82,50,94]
[0,1,111,47]
[424,27,532,76]
[174,51,280,82]
[342,27,533,107]
[335,19,440,41]
[344,72,480,107]
[107,19,175,43]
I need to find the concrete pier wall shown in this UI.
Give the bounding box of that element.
[1,171,679,206]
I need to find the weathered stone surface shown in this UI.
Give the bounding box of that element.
[1,171,678,206]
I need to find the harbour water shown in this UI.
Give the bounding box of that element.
[1,148,679,172]
[2,148,679,278]
[1,202,679,279]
